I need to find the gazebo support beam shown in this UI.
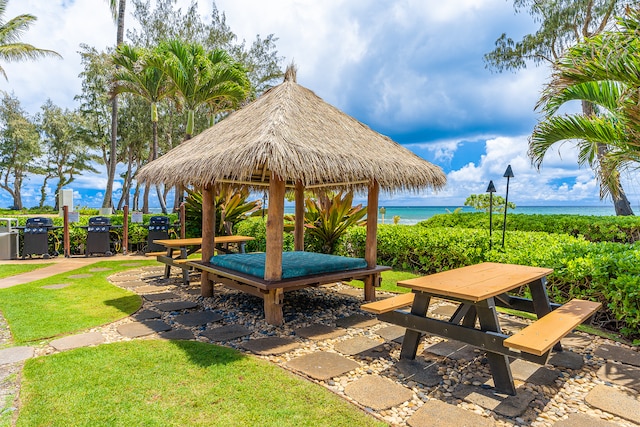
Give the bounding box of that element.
[264,173,285,325]
[364,180,379,301]
[294,181,305,251]
[200,184,216,297]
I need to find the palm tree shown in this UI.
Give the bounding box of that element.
[159,40,251,140]
[0,0,60,80]
[530,9,640,215]
[111,44,173,213]
[102,0,126,211]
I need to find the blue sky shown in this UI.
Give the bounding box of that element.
[2,0,639,210]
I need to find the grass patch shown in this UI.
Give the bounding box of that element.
[19,340,385,427]
[347,270,419,294]
[0,263,53,280]
[0,260,156,344]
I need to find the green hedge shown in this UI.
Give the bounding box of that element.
[420,212,640,243]
[338,224,640,338]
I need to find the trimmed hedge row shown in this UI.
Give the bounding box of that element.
[420,212,640,243]
[338,224,640,339]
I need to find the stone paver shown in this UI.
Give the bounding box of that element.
[552,413,620,427]
[334,336,385,356]
[119,263,142,267]
[407,399,496,427]
[89,267,112,272]
[117,280,148,289]
[159,329,195,340]
[548,351,584,370]
[585,384,640,424]
[430,304,458,318]
[396,358,442,387]
[453,385,535,418]
[108,274,141,283]
[0,346,34,365]
[424,340,479,361]
[173,311,223,326]
[154,301,198,312]
[596,362,640,392]
[286,351,360,381]
[135,284,171,293]
[133,309,161,320]
[594,344,640,367]
[67,274,93,279]
[50,332,105,351]
[344,375,413,410]
[335,287,363,298]
[560,333,593,349]
[295,324,345,340]
[200,324,252,342]
[41,283,72,289]
[335,314,378,329]
[376,324,405,342]
[143,292,179,301]
[117,320,171,338]
[509,359,560,386]
[240,337,300,355]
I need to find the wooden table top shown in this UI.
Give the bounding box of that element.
[153,235,255,248]
[397,262,553,302]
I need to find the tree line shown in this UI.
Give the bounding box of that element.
[0,0,283,212]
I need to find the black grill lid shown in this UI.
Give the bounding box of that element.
[25,217,54,228]
[88,216,111,226]
[149,216,170,226]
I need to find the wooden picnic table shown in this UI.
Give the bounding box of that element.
[152,235,255,285]
[362,262,601,395]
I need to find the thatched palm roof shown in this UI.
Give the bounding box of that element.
[137,66,446,192]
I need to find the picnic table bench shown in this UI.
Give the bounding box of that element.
[362,262,601,395]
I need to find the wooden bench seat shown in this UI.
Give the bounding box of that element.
[503,299,601,356]
[174,258,202,264]
[361,293,415,314]
[145,251,169,257]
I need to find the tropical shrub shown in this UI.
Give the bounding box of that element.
[234,216,295,253]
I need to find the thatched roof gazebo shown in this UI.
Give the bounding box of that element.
[137,65,446,325]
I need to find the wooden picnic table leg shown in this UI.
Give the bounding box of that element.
[476,297,516,395]
[529,277,563,352]
[400,292,431,360]
[164,247,174,278]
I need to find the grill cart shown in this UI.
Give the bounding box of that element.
[145,216,172,253]
[18,217,62,259]
[78,216,122,256]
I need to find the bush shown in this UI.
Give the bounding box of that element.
[234,216,295,252]
[421,212,640,243]
[339,224,640,338]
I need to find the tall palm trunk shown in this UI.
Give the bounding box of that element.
[582,101,634,216]
[103,0,126,210]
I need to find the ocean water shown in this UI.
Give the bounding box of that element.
[283,205,618,226]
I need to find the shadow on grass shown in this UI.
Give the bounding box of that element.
[167,339,246,367]
[104,294,142,315]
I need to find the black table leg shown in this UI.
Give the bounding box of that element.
[530,277,563,352]
[400,292,431,360]
[476,297,517,395]
[180,247,189,285]
[164,248,173,278]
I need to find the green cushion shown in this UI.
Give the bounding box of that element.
[209,251,368,279]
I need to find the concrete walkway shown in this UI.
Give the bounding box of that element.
[0,254,150,288]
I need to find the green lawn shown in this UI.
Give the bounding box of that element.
[19,340,385,427]
[0,260,156,344]
[347,270,419,293]
[0,263,53,279]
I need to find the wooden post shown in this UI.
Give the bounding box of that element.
[364,180,379,301]
[179,202,186,239]
[264,174,285,325]
[122,205,129,254]
[200,185,216,297]
[63,206,70,258]
[294,181,305,251]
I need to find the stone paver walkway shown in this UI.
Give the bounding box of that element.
[0,262,639,427]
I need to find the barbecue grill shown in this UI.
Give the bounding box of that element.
[145,216,171,253]
[79,216,121,256]
[19,217,61,259]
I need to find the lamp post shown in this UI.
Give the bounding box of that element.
[502,165,514,248]
[486,180,496,250]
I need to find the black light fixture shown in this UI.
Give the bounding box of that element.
[502,165,514,247]
[486,180,496,249]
